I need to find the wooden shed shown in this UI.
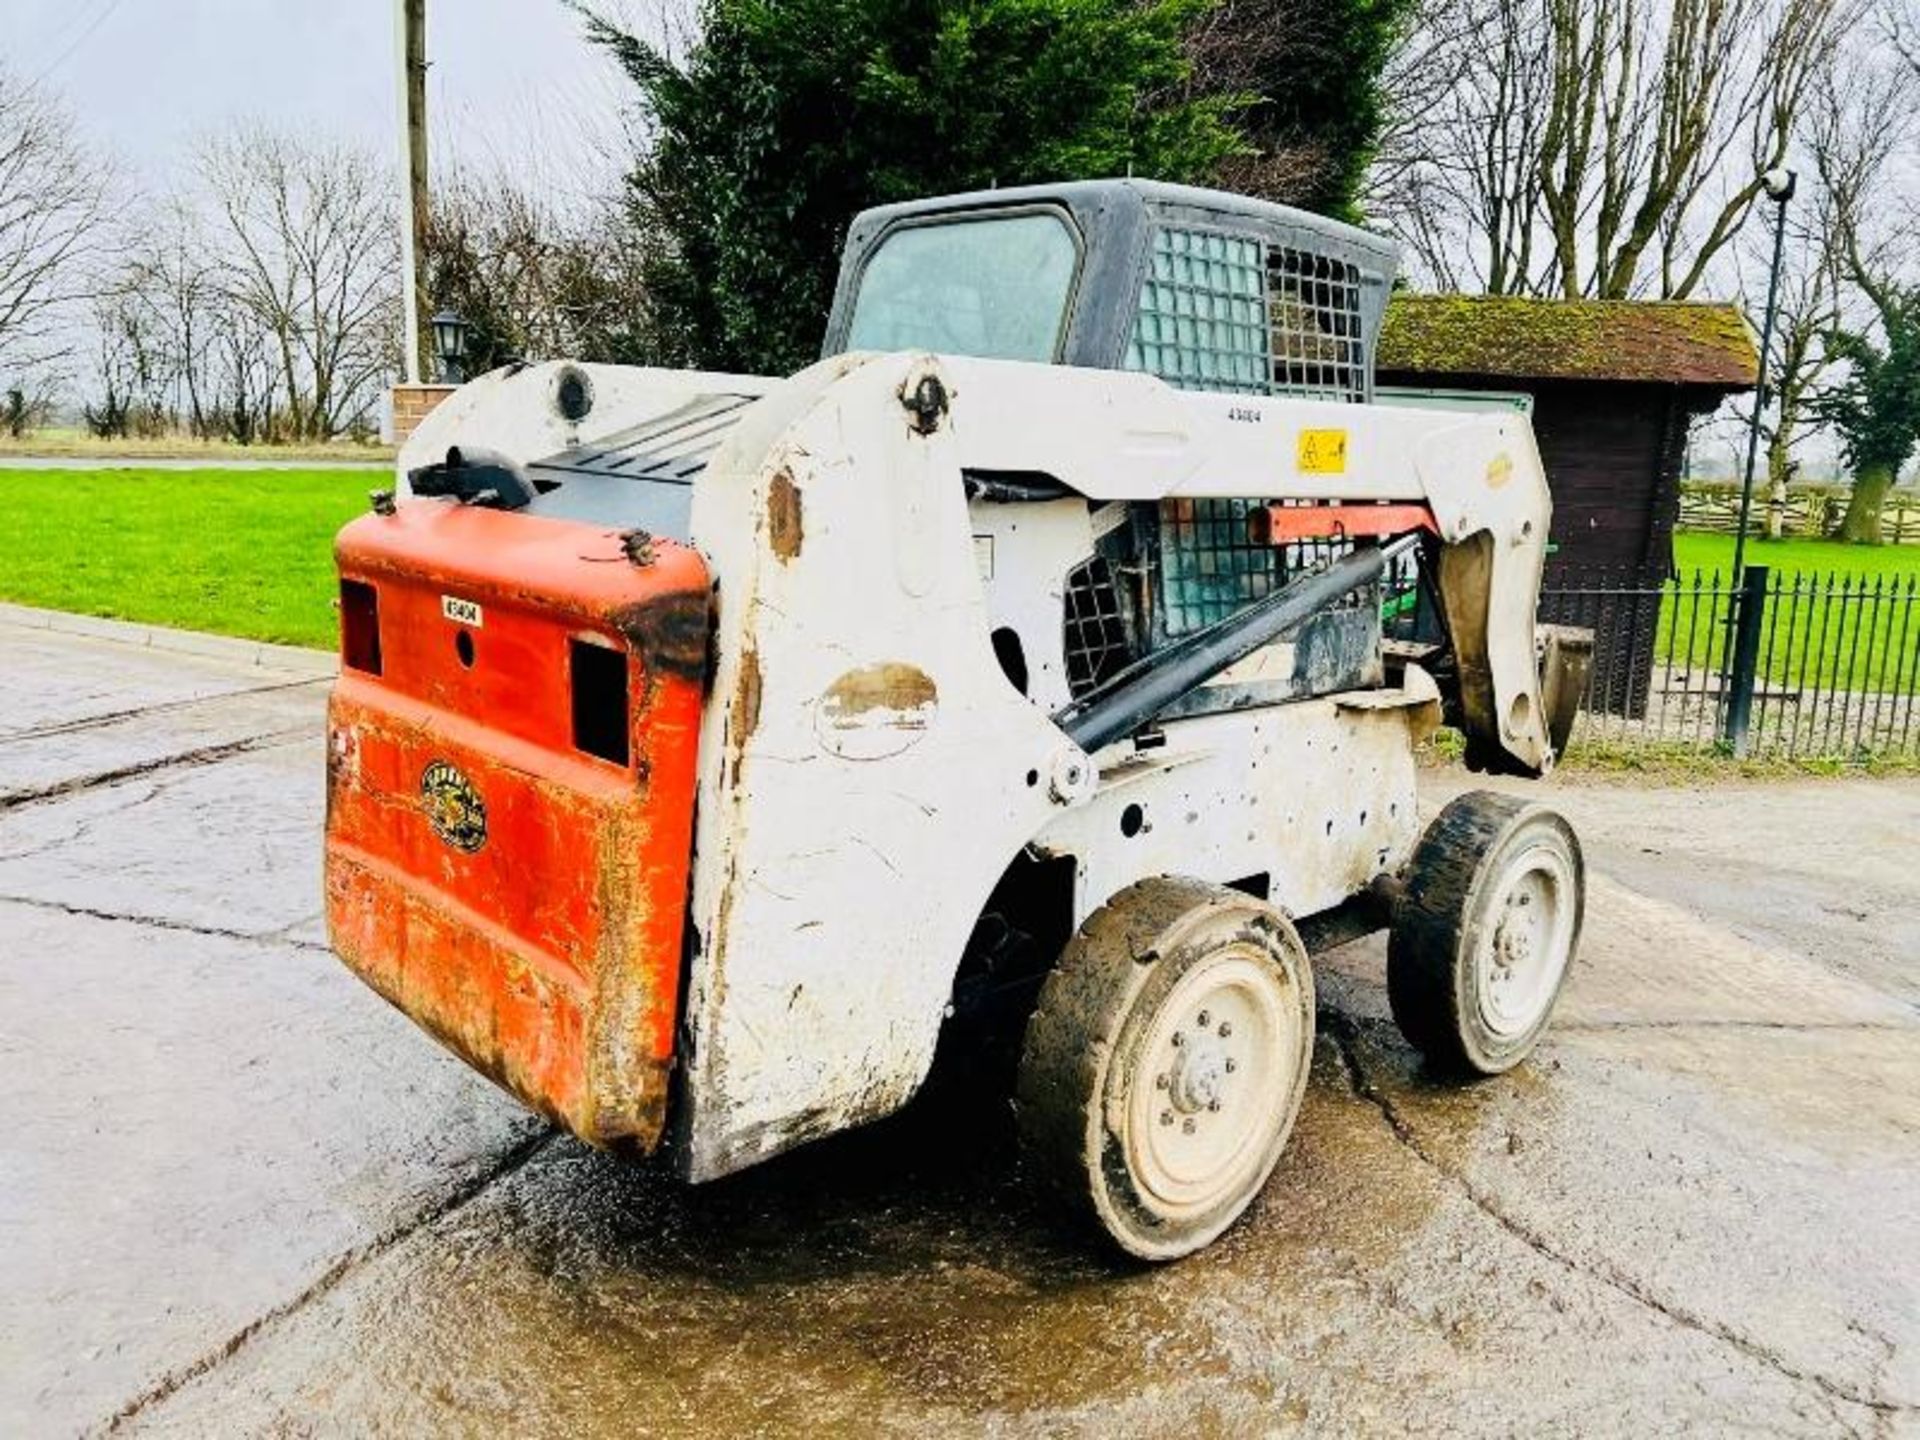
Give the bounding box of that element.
[1378,295,1757,574]
[1376,296,1758,712]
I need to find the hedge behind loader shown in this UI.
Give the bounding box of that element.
[326,180,1592,1259]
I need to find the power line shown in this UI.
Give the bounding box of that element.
[28,0,130,88]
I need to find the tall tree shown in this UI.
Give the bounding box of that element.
[1818,296,1920,542]
[581,0,1245,375]
[422,164,651,373]
[1377,0,1854,298]
[1185,0,1414,218]
[0,66,108,379]
[197,126,400,440]
[1809,64,1920,543]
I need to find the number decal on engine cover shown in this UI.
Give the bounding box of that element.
[441,595,483,627]
[421,760,488,853]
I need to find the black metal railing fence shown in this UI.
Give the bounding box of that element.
[1540,565,1920,759]
[1383,560,1920,760]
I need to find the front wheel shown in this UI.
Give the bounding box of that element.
[1388,791,1584,1076]
[1016,877,1314,1261]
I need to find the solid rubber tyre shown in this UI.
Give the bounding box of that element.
[1388,790,1585,1077]
[1015,877,1314,1261]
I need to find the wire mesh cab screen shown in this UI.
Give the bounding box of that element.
[1124,229,1270,395]
[1158,498,1279,636]
[1123,227,1370,404]
[1120,225,1373,637]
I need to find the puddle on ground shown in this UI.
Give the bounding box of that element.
[131,968,1916,1437]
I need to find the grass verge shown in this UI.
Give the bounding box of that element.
[1418,727,1920,782]
[0,429,393,464]
[0,467,372,648]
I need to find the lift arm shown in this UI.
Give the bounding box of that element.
[932,356,1561,774]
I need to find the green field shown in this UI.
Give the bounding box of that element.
[0,467,376,648]
[1641,534,1919,693]
[1671,532,1920,582]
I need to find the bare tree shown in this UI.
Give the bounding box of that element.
[1379,0,1855,298]
[118,203,224,436]
[1888,0,1920,74]
[422,162,650,370]
[1807,59,1920,541]
[0,65,109,379]
[197,126,400,441]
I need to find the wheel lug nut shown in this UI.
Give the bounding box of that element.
[1155,1073,1170,1090]
[1171,1032,1184,1047]
[1218,1022,1232,1038]
[1224,1058,1237,1073]
[1160,1109,1174,1126]
[1182,1118,1197,1134]
[1207,1099,1221,1112]
[1197,1010,1211,1027]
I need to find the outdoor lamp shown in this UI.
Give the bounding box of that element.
[431,310,471,385]
[1729,165,1799,592]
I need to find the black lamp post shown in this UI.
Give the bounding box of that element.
[1731,167,1796,582]
[431,309,471,385]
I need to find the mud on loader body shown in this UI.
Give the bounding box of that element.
[326,180,1591,1258]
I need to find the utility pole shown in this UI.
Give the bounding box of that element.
[395,0,429,384]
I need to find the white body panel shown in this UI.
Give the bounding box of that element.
[408,353,1551,1180]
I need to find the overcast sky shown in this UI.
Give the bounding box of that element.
[10,0,656,192]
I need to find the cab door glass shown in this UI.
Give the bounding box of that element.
[846,214,1078,362]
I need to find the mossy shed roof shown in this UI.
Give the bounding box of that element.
[1377,295,1758,389]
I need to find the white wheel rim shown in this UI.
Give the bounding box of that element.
[1474,838,1577,1039]
[1123,948,1302,1219]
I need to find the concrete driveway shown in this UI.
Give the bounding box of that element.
[2,609,1916,1437]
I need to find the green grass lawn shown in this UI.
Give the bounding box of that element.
[1644,533,1920,692]
[1671,531,1920,581]
[0,467,377,649]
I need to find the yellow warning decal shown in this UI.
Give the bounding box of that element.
[1297,429,1348,475]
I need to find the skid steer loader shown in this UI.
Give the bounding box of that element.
[326,180,1592,1259]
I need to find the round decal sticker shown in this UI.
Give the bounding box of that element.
[421,760,487,853]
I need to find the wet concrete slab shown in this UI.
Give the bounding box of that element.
[3,615,1917,1437]
[0,901,541,1434]
[0,736,331,941]
[0,623,324,738]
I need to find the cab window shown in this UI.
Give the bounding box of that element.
[845,213,1078,363]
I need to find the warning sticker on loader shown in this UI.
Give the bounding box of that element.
[1297,429,1348,475]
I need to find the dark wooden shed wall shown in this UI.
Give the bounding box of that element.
[1375,373,1703,580]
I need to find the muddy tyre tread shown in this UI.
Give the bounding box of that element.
[1388,790,1583,1077]
[1016,876,1217,1220]
[1016,876,1313,1260]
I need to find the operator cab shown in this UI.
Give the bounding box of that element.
[821,178,1398,401]
[823,179,1416,731]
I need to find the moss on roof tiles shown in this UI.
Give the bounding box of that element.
[1377,294,1758,388]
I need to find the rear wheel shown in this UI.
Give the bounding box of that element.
[1016,877,1314,1261]
[1388,791,1584,1076]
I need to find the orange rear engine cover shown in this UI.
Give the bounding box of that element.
[324,502,707,1152]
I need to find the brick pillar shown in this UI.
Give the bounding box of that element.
[391,383,458,444]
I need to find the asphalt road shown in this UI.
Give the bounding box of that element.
[2,611,1916,1437]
